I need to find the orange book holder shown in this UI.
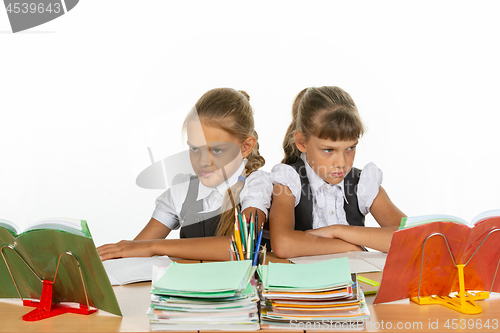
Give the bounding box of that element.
[410,231,500,314]
[1,246,98,321]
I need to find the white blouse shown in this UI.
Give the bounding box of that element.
[152,160,272,230]
[270,153,382,228]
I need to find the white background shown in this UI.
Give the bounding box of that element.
[1,1,499,247]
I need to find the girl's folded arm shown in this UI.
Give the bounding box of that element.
[307,225,398,253]
[269,184,362,258]
[350,185,405,252]
[306,186,405,252]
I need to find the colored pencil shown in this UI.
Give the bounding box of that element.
[231,235,240,260]
[358,275,380,286]
[253,219,264,266]
[253,209,259,262]
[233,207,241,259]
[254,209,259,241]
[248,212,254,261]
[234,214,244,258]
[241,212,248,253]
[229,239,237,260]
[238,206,245,248]
[242,212,249,252]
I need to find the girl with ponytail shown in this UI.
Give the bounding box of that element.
[269,86,405,258]
[98,88,271,261]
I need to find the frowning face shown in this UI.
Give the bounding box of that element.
[186,120,245,188]
[295,132,358,185]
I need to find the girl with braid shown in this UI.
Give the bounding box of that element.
[98,88,271,261]
[269,86,405,258]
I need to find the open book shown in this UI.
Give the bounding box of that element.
[0,217,121,316]
[375,209,500,304]
[103,256,173,285]
[399,209,500,229]
[0,217,89,237]
[289,251,386,273]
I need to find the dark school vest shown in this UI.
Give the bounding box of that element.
[179,176,222,238]
[290,159,365,230]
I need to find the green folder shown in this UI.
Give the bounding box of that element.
[265,257,352,290]
[151,281,257,299]
[153,260,253,295]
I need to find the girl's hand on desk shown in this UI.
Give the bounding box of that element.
[97,240,158,261]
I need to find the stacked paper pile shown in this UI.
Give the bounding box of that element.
[259,257,370,330]
[148,260,260,331]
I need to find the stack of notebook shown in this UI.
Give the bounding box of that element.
[259,258,370,330]
[148,260,260,331]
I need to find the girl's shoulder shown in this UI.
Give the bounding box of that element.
[358,162,383,182]
[241,170,273,215]
[270,162,297,175]
[244,169,272,190]
[246,169,270,181]
[270,162,300,179]
[269,163,302,205]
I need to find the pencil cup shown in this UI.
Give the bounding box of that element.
[229,245,266,265]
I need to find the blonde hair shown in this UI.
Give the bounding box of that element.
[184,88,265,236]
[282,86,365,165]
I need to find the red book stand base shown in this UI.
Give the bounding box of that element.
[1,247,100,322]
[21,280,98,321]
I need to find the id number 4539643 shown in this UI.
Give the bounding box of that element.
[6,2,62,14]
[444,319,498,330]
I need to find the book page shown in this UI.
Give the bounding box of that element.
[464,215,500,293]
[353,251,387,271]
[103,256,173,285]
[23,217,85,236]
[402,214,469,228]
[289,251,385,273]
[0,219,20,235]
[471,209,500,226]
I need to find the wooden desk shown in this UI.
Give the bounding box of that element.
[2,261,500,332]
[0,282,151,332]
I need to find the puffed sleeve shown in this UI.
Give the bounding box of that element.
[240,170,273,218]
[357,162,383,215]
[151,173,191,230]
[269,163,301,207]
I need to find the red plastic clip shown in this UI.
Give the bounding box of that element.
[22,280,97,321]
